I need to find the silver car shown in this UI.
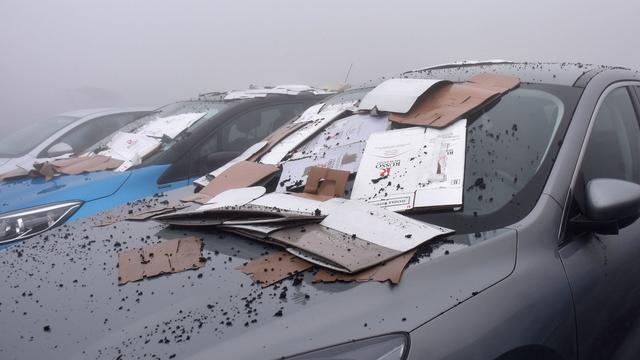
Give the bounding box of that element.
[0,107,153,174]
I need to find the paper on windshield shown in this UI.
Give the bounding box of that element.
[350,119,466,211]
[195,186,266,212]
[135,112,206,139]
[259,101,356,165]
[100,131,161,171]
[359,78,449,113]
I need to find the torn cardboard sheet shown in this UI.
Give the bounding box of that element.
[313,250,416,284]
[236,250,313,287]
[156,193,343,227]
[300,166,349,199]
[276,142,364,192]
[182,161,279,203]
[359,79,450,113]
[51,155,124,175]
[389,73,519,128]
[247,122,309,163]
[126,205,188,221]
[100,131,161,171]
[290,113,390,160]
[195,186,267,212]
[0,167,30,182]
[269,200,453,273]
[117,237,205,285]
[193,141,269,188]
[350,120,466,211]
[135,112,205,139]
[259,101,355,165]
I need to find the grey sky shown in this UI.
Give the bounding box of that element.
[0,0,637,132]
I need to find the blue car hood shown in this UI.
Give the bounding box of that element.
[0,170,132,214]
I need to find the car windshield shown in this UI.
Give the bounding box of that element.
[273,83,581,233]
[0,115,78,156]
[87,100,228,169]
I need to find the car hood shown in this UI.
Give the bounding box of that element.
[0,188,517,360]
[0,170,131,214]
[0,157,9,167]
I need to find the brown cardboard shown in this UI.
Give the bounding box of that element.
[54,155,123,175]
[389,74,519,128]
[117,237,205,285]
[117,249,144,284]
[303,166,350,198]
[37,162,56,181]
[248,121,309,161]
[180,192,214,204]
[170,237,205,272]
[312,250,415,284]
[0,167,30,181]
[237,250,313,287]
[197,161,279,198]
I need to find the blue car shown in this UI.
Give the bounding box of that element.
[0,87,329,245]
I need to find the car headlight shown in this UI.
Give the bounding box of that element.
[0,201,83,244]
[286,333,409,360]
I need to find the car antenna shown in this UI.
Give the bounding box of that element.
[344,63,354,83]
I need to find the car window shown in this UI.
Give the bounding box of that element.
[580,87,640,184]
[200,103,306,156]
[0,115,78,157]
[39,112,147,157]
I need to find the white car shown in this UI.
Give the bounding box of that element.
[0,107,153,174]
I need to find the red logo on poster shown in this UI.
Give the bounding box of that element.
[379,167,391,177]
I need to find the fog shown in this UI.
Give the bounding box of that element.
[1,0,637,132]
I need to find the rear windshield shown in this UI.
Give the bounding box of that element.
[276,83,582,233]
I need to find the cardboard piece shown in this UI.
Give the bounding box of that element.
[52,155,123,175]
[193,141,269,188]
[117,237,204,285]
[350,120,466,211]
[248,122,309,162]
[195,186,266,212]
[312,250,416,284]
[269,200,453,273]
[135,112,205,139]
[359,79,449,113]
[302,166,350,198]
[99,131,161,171]
[259,102,355,165]
[389,73,519,128]
[191,161,279,202]
[126,205,188,221]
[237,250,313,287]
[0,167,30,181]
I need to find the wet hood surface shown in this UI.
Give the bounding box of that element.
[0,170,131,214]
[0,188,517,360]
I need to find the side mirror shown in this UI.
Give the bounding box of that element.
[570,178,640,234]
[46,142,74,157]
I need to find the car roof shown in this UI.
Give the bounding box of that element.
[391,61,634,88]
[59,107,154,119]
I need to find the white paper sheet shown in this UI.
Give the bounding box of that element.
[260,113,345,165]
[276,141,365,192]
[350,119,466,211]
[100,131,161,171]
[320,199,453,252]
[250,192,346,215]
[358,78,448,113]
[135,112,206,139]
[196,186,266,212]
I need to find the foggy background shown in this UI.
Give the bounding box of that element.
[0,0,637,133]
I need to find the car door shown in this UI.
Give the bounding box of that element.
[559,85,640,359]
